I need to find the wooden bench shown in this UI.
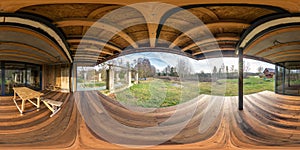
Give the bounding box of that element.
[42,99,63,117]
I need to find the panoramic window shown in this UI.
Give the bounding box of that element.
[77,52,275,108]
[276,62,300,96]
[0,62,41,95]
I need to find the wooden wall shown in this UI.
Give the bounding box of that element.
[43,64,70,92]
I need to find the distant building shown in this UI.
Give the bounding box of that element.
[263,68,275,78]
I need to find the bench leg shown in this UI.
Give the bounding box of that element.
[42,101,55,112]
[50,108,61,117]
[21,100,25,113]
[13,91,16,100]
[37,97,40,109]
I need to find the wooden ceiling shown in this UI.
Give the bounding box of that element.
[0,0,299,64]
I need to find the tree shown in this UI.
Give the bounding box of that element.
[213,66,217,74]
[226,65,229,78]
[230,65,235,72]
[218,68,222,78]
[226,66,229,74]
[170,67,178,77]
[176,58,191,78]
[212,66,218,81]
[221,63,225,73]
[134,58,156,78]
[257,66,264,73]
[243,61,251,73]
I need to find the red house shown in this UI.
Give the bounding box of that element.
[263,68,275,78]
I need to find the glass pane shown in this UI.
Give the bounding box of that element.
[285,68,300,95]
[5,63,26,95]
[276,65,284,94]
[276,62,300,96]
[77,65,106,91]
[26,64,41,90]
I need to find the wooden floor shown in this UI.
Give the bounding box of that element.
[0,91,300,149]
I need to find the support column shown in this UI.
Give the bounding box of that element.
[42,64,46,90]
[283,66,286,93]
[98,73,102,82]
[288,69,290,87]
[134,72,138,84]
[1,62,5,95]
[106,66,114,91]
[71,63,77,92]
[115,72,120,82]
[238,48,244,110]
[275,65,278,93]
[127,70,131,87]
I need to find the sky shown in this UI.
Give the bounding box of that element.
[104,52,275,73]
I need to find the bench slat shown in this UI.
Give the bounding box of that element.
[42,99,63,106]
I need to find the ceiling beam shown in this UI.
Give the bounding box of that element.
[0,26,69,62]
[273,55,300,62]
[133,3,174,48]
[244,26,300,54]
[169,22,249,49]
[1,0,298,13]
[55,19,138,49]
[263,49,300,58]
[0,49,51,61]
[0,41,58,61]
[254,41,300,56]
[82,5,121,34]
[182,36,239,51]
[0,54,49,63]
[67,38,121,52]
[192,48,235,56]
[2,16,72,62]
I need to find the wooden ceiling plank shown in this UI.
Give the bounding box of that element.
[182,36,239,51]
[56,19,138,48]
[170,22,249,49]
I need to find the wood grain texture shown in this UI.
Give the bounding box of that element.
[1,91,300,149]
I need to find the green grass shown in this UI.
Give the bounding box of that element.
[114,78,192,107]
[290,79,300,85]
[198,77,274,96]
[107,76,275,108]
[82,82,106,87]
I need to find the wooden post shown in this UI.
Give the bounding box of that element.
[106,66,114,91]
[115,72,120,82]
[1,62,5,96]
[98,73,102,82]
[238,48,244,110]
[134,72,138,84]
[283,66,286,93]
[127,70,131,86]
[37,97,40,109]
[288,69,290,87]
[42,64,45,90]
[71,63,77,92]
[275,65,278,93]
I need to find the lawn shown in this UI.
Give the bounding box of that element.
[199,77,274,96]
[109,76,275,108]
[81,82,106,88]
[113,79,194,107]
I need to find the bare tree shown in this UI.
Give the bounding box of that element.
[212,66,218,81]
[257,66,264,73]
[176,58,191,78]
[230,65,235,72]
[243,61,251,73]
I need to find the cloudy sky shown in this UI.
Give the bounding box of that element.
[109,52,274,73]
